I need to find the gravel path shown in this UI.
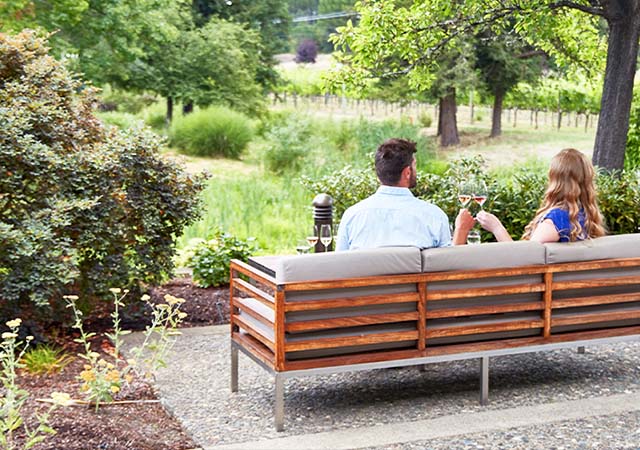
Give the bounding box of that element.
[141,325,640,449]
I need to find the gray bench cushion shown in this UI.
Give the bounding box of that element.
[421,241,546,272]
[545,234,640,264]
[275,247,422,283]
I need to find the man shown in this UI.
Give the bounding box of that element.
[336,138,474,250]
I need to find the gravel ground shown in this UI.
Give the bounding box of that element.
[147,327,640,448]
[362,411,640,449]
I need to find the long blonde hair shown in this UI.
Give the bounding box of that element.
[522,148,606,241]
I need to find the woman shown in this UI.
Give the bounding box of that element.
[477,148,606,243]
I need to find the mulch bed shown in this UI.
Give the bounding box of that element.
[13,277,229,450]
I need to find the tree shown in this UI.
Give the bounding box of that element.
[193,0,291,91]
[329,1,638,170]
[0,31,206,316]
[475,33,544,137]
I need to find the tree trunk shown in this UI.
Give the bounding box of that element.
[490,88,505,138]
[557,111,562,130]
[182,101,194,115]
[437,97,443,136]
[166,97,173,125]
[593,9,640,170]
[439,89,459,146]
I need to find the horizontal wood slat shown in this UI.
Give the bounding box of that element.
[284,292,418,312]
[423,265,548,281]
[425,320,543,339]
[285,330,419,352]
[551,310,640,327]
[426,301,544,319]
[234,297,274,327]
[426,284,545,301]
[232,332,275,368]
[285,312,419,332]
[547,258,640,273]
[233,315,275,352]
[283,274,422,292]
[553,292,640,309]
[230,260,277,288]
[233,278,275,308]
[553,275,640,291]
[284,348,422,371]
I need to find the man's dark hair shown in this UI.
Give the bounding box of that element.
[374,138,417,185]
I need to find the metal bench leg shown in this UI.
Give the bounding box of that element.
[577,346,585,354]
[275,374,285,432]
[480,356,489,405]
[230,344,238,393]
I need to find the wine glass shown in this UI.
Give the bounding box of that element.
[296,239,310,254]
[306,225,319,251]
[320,224,332,252]
[467,230,481,244]
[457,180,472,208]
[472,180,488,209]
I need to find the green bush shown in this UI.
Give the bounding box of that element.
[264,116,311,174]
[98,86,157,114]
[625,88,640,171]
[184,230,258,288]
[170,106,254,158]
[0,31,207,318]
[418,112,433,128]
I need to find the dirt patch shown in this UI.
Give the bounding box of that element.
[13,277,228,450]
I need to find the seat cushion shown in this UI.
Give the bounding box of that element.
[545,234,640,264]
[421,241,546,272]
[275,246,422,283]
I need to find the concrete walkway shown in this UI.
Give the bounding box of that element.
[135,325,640,450]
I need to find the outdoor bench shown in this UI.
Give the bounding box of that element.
[229,234,640,431]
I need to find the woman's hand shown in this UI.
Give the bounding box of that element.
[476,211,513,242]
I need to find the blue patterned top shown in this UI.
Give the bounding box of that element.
[543,208,586,242]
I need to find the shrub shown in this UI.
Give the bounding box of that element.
[96,111,142,130]
[184,230,258,288]
[418,112,433,128]
[97,86,157,114]
[264,116,312,174]
[169,106,253,158]
[0,31,206,319]
[295,39,318,64]
[625,88,640,171]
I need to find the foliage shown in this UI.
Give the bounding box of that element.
[418,112,433,128]
[96,111,142,130]
[625,88,640,171]
[264,117,312,173]
[170,107,254,158]
[296,39,318,63]
[0,31,206,314]
[184,231,258,288]
[21,345,73,376]
[97,86,158,114]
[1,319,59,449]
[65,289,187,409]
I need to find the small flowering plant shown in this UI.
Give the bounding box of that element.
[1,319,60,449]
[64,288,187,410]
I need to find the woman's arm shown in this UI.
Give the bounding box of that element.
[528,219,560,243]
[476,211,512,242]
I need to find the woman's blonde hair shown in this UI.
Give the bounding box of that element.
[522,148,606,241]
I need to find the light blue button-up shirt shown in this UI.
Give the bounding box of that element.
[336,185,452,251]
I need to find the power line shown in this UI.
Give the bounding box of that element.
[292,11,358,23]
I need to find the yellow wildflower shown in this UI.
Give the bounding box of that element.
[98,359,107,367]
[26,336,34,341]
[63,295,79,301]
[141,294,151,301]
[110,385,120,394]
[126,358,136,366]
[83,364,92,370]
[124,374,134,384]
[5,318,21,328]
[2,332,17,340]
[105,369,120,383]
[80,369,96,382]
[106,363,114,370]
[109,288,122,294]
[178,312,188,319]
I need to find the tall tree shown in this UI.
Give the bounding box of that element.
[330,0,635,170]
[475,33,544,137]
[192,0,291,90]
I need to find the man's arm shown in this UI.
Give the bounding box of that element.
[452,209,475,245]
